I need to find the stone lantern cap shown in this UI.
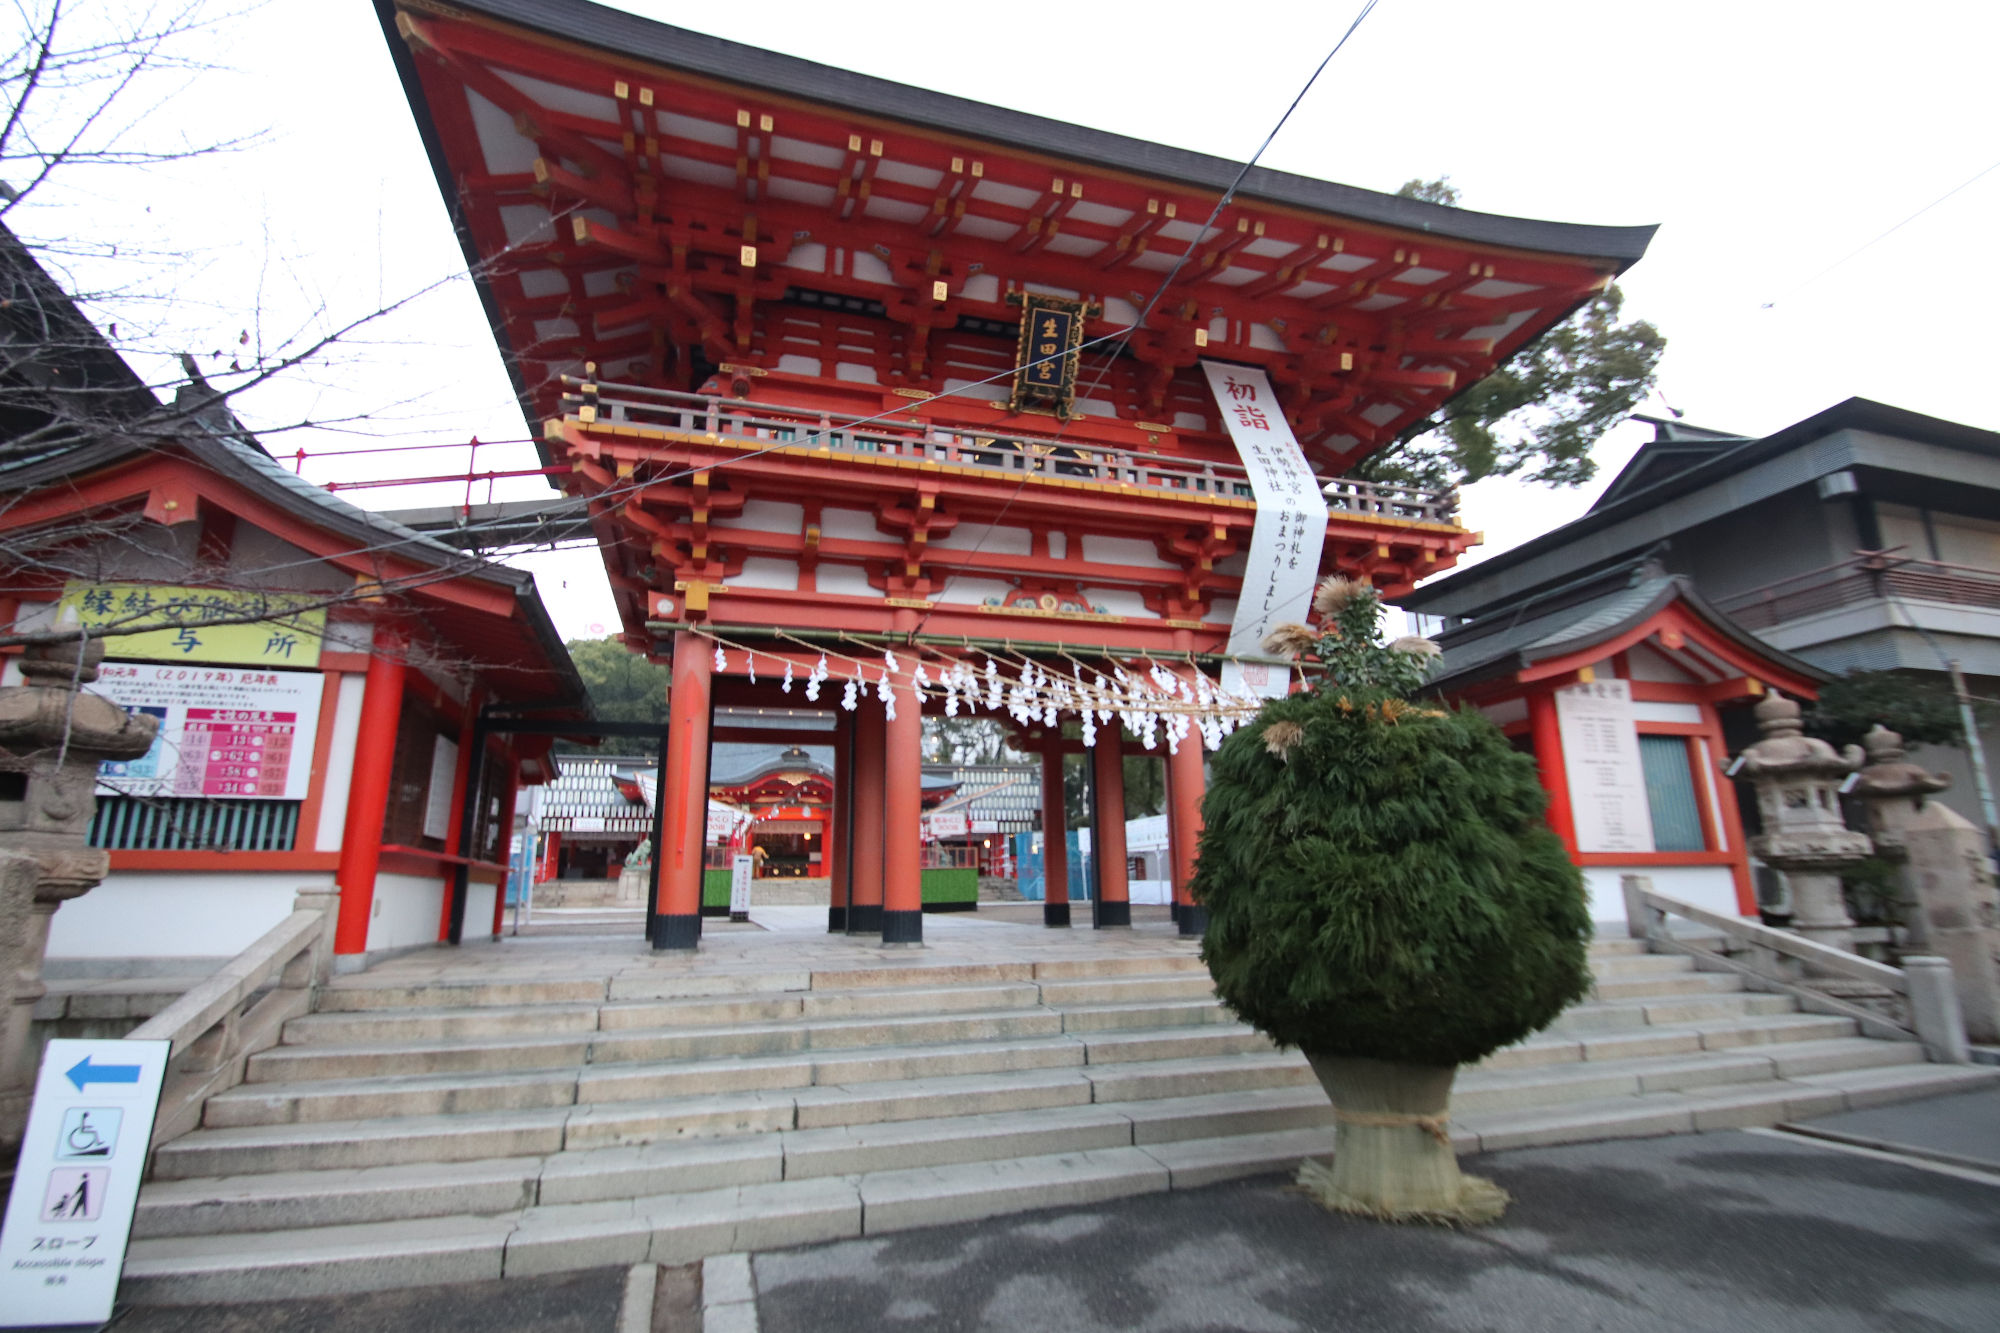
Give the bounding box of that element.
[0,638,157,764]
[1852,724,1951,804]
[1737,692,1864,780]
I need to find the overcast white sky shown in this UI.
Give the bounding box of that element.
[17,0,2000,641]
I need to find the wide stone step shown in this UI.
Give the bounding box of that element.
[1589,972,1747,1000]
[251,1008,1075,1083]
[1548,991,1796,1031]
[121,1060,2000,1305]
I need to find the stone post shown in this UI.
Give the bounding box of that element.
[1736,693,1871,953]
[1852,724,2000,1044]
[0,636,158,1156]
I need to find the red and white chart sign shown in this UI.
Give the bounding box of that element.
[1202,361,1328,699]
[90,663,323,801]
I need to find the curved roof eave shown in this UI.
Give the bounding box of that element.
[377,0,1656,268]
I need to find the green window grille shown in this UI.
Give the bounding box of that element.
[1638,735,1705,853]
[89,797,300,852]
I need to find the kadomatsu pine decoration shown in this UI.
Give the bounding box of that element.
[1194,577,1591,1224]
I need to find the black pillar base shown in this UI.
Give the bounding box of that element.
[651,913,702,950]
[1095,900,1131,928]
[827,906,848,932]
[1178,904,1208,937]
[1170,901,1183,928]
[699,903,729,917]
[849,903,883,934]
[882,909,924,944]
[1044,900,1071,928]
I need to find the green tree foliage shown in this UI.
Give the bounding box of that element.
[1350,179,1666,492]
[1194,582,1592,1066]
[1804,669,1977,752]
[565,637,671,729]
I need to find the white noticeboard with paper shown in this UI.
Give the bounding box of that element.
[0,1038,170,1328]
[729,852,755,921]
[1200,361,1328,700]
[1554,679,1656,854]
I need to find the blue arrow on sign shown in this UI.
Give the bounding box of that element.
[66,1056,142,1091]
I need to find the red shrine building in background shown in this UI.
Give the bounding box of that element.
[377,0,1656,948]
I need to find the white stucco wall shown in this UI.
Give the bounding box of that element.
[314,672,367,851]
[1581,864,1743,927]
[45,871,331,961]
[366,871,447,953]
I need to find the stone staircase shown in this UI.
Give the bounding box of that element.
[121,938,1998,1303]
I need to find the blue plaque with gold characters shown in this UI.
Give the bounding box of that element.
[1008,292,1095,418]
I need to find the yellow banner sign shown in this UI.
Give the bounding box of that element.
[58,583,326,668]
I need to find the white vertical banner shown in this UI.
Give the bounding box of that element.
[1554,679,1656,853]
[1202,361,1329,699]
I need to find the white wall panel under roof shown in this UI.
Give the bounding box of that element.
[834,361,878,383]
[1043,234,1106,258]
[1079,587,1154,617]
[491,67,618,122]
[1461,278,1540,300]
[958,274,1001,302]
[1400,267,1449,285]
[970,178,1042,210]
[1065,200,1133,228]
[1284,280,1333,301]
[863,196,928,225]
[1466,309,1536,342]
[1100,297,1138,324]
[1209,268,1258,287]
[932,522,1032,555]
[768,177,837,208]
[1156,220,1220,244]
[932,577,1012,605]
[1361,402,1404,426]
[874,159,943,189]
[1319,252,1374,272]
[777,354,822,376]
[769,134,843,167]
[1081,534,1173,569]
[534,317,581,341]
[518,268,568,298]
[1173,411,1207,431]
[951,216,1018,243]
[1353,293,1405,312]
[466,89,537,173]
[1128,250,1176,272]
[661,154,735,189]
[820,507,886,541]
[1248,324,1285,351]
[1241,237,1296,260]
[848,250,894,284]
[498,204,556,246]
[814,564,873,597]
[1023,282,1079,299]
[657,111,735,147]
[1207,598,1237,625]
[730,558,800,591]
[780,242,827,273]
[581,268,632,297]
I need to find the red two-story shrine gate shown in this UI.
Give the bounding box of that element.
[378,0,1656,948]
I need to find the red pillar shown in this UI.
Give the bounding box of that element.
[1166,716,1207,937]
[1092,734,1130,928]
[1040,744,1071,928]
[656,631,712,949]
[333,637,406,958]
[849,695,886,934]
[827,716,851,931]
[882,692,924,944]
[1527,690,1578,853]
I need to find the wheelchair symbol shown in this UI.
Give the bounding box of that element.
[55,1107,121,1159]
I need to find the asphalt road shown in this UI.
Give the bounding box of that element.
[754,1123,2000,1333]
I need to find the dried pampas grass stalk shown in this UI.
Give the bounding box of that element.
[1260,622,1319,658]
[1262,719,1304,760]
[1388,635,1442,659]
[1313,576,1371,616]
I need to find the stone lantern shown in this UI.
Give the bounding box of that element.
[0,636,158,1154]
[1852,724,2000,1042]
[1737,692,1871,952]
